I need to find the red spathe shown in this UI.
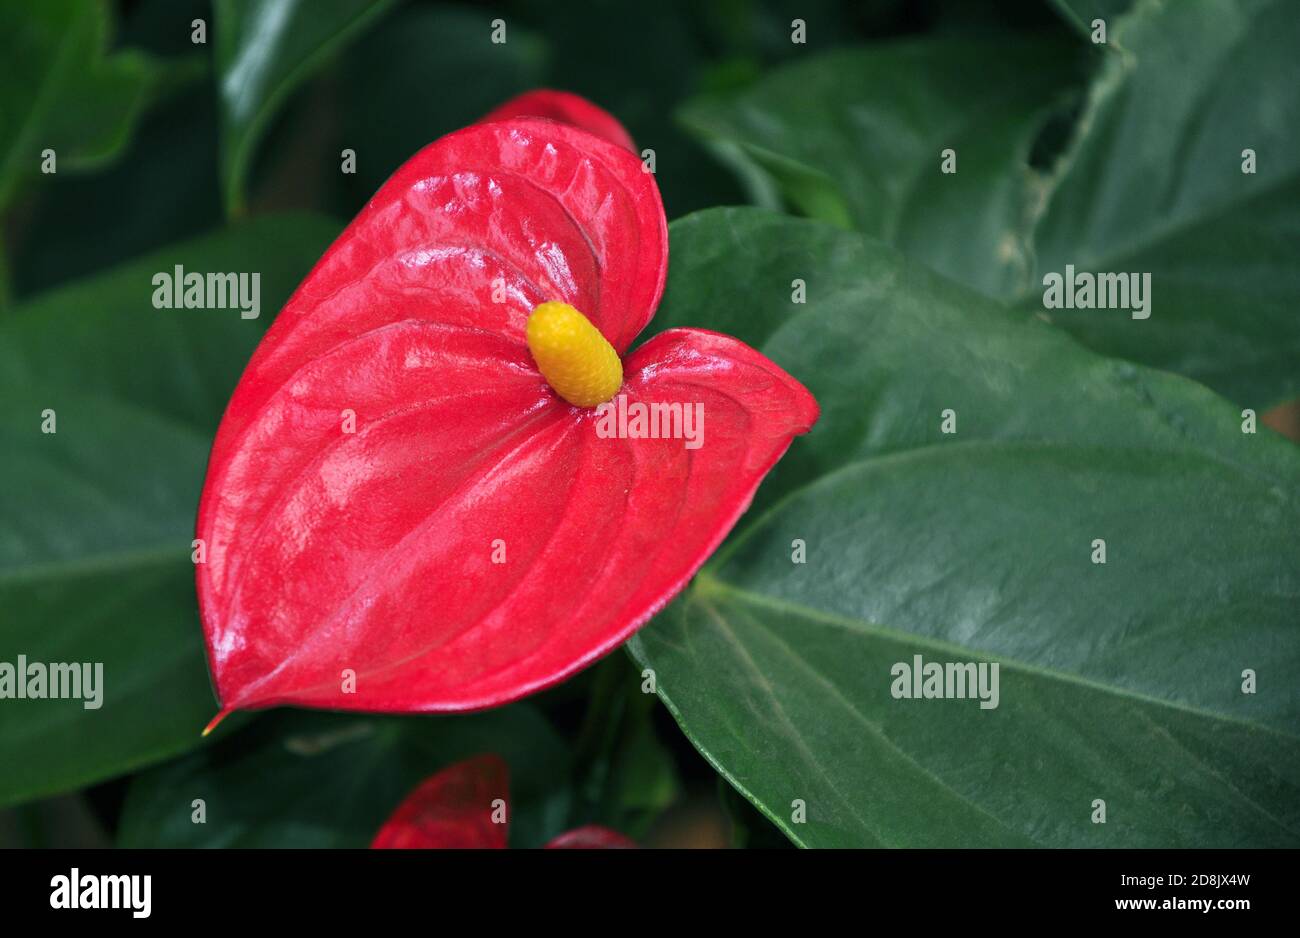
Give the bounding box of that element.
[371,754,509,849]
[196,101,817,720]
[480,88,638,153]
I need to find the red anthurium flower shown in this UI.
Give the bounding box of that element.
[480,89,637,152]
[370,754,635,850]
[196,92,818,729]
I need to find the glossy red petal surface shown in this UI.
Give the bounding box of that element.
[544,825,639,849]
[370,755,509,849]
[198,117,815,718]
[480,89,637,152]
[200,324,815,713]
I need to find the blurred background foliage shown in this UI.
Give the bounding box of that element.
[1,0,1296,848]
[3,0,1077,297]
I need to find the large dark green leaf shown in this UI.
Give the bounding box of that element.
[118,707,571,847]
[628,208,1300,848]
[215,0,395,214]
[0,0,157,213]
[682,2,1300,409]
[679,38,1085,296]
[0,215,338,807]
[1028,0,1300,408]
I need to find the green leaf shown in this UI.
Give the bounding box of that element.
[628,208,1300,848]
[509,0,747,219]
[0,215,339,807]
[717,776,794,849]
[9,0,219,299]
[337,4,548,205]
[679,38,1086,297]
[0,0,158,212]
[571,656,678,839]
[683,5,1300,409]
[215,0,395,215]
[118,707,571,847]
[1028,0,1300,408]
[10,77,222,299]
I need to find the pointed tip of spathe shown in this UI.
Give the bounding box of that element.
[201,708,233,737]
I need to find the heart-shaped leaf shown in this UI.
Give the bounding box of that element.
[198,118,816,720]
[0,215,338,807]
[629,208,1300,848]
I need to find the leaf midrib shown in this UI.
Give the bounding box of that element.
[712,436,1298,581]
[702,592,1042,845]
[0,544,190,587]
[693,573,1300,746]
